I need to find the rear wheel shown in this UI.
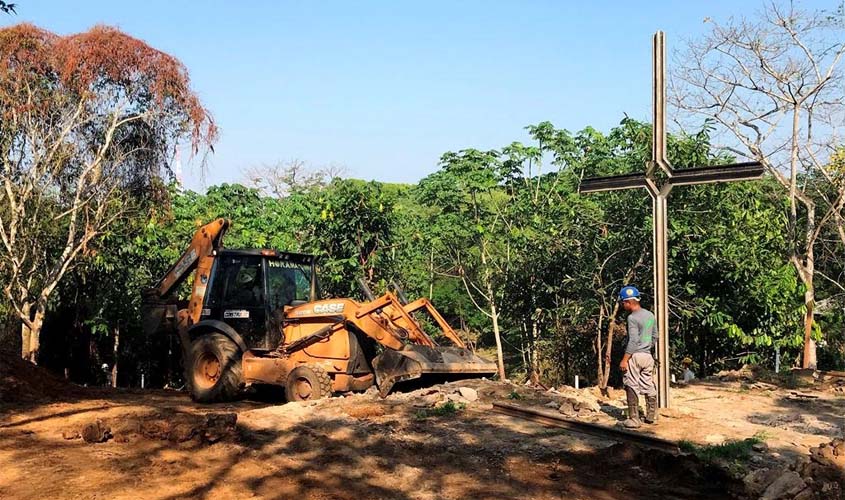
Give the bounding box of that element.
[187,332,243,403]
[285,365,332,402]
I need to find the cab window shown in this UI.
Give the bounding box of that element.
[266,260,311,310]
[208,256,264,308]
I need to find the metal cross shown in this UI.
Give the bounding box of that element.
[579,31,764,408]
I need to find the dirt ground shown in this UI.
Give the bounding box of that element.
[1,369,843,499]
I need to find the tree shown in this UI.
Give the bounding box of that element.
[244,159,345,198]
[542,120,653,389]
[672,2,845,368]
[306,179,399,297]
[0,24,215,362]
[417,149,512,380]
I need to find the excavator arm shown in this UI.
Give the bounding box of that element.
[150,218,229,330]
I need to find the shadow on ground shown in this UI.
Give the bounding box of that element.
[0,386,747,500]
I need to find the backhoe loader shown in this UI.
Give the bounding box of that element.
[142,218,496,402]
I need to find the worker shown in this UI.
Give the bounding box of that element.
[618,285,658,428]
[234,266,263,305]
[682,356,696,383]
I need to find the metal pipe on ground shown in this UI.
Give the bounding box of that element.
[490,402,679,453]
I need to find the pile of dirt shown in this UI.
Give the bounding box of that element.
[386,379,487,407]
[710,365,758,382]
[0,348,81,404]
[819,375,845,394]
[383,378,609,418]
[61,410,238,445]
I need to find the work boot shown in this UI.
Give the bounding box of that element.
[644,395,658,424]
[622,387,641,429]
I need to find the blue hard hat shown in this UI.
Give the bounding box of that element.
[619,285,641,301]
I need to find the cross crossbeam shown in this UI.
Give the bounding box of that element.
[579,31,764,408]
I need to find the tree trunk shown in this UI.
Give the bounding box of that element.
[20,303,44,364]
[428,248,434,299]
[602,303,619,389]
[20,303,31,361]
[595,304,606,387]
[111,325,120,388]
[787,106,818,369]
[479,240,506,380]
[519,321,529,374]
[530,318,540,383]
[490,300,506,380]
[800,203,817,369]
[802,285,817,369]
[597,300,622,391]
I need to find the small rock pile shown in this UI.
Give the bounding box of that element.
[801,439,845,498]
[711,365,756,383]
[744,438,845,499]
[548,394,602,417]
[538,386,606,417]
[827,379,845,394]
[408,385,480,409]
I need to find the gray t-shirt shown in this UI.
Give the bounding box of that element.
[626,308,656,355]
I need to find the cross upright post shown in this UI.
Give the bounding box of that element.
[579,31,764,408]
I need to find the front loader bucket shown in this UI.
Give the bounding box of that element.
[372,345,497,397]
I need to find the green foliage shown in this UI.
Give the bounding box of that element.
[414,401,466,419]
[305,178,400,297]
[679,432,767,471]
[26,117,843,390]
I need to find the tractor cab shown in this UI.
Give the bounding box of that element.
[201,249,318,349]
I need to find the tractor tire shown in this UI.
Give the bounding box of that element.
[285,364,333,402]
[186,332,243,403]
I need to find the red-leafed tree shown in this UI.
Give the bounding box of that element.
[0,24,216,362]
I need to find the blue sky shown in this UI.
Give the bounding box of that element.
[3,1,834,190]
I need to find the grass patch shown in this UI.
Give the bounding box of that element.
[679,431,768,470]
[507,390,523,400]
[414,401,466,419]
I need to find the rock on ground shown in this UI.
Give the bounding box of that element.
[744,467,785,497]
[760,471,806,500]
[81,419,111,443]
[457,387,478,402]
[748,438,845,499]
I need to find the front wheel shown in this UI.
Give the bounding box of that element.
[285,364,333,402]
[187,332,243,403]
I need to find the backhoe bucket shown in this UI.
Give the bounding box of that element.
[372,345,497,397]
[141,290,178,340]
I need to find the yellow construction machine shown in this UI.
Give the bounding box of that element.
[142,218,496,402]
